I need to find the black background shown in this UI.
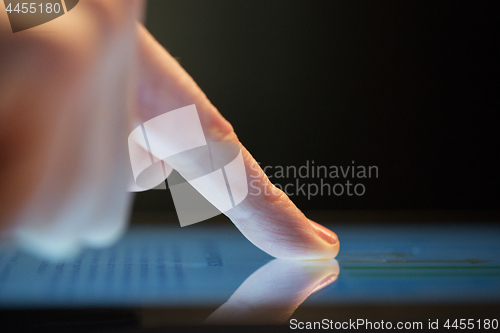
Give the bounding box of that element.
[133,0,499,212]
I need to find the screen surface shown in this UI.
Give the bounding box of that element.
[1,223,499,308]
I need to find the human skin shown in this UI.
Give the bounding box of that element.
[0,0,339,260]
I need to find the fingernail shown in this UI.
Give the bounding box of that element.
[311,274,337,294]
[310,220,338,245]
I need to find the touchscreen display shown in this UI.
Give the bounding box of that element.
[0,224,499,308]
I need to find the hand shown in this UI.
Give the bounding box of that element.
[0,0,339,260]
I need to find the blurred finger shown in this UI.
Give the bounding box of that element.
[0,0,144,258]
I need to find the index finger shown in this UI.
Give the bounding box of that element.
[136,25,339,260]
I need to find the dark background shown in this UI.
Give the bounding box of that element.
[133,0,499,213]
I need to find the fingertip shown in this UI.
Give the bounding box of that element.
[15,230,81,261]
[309,220,338,245]
[304,240,340,261]
[290,220,339,260]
